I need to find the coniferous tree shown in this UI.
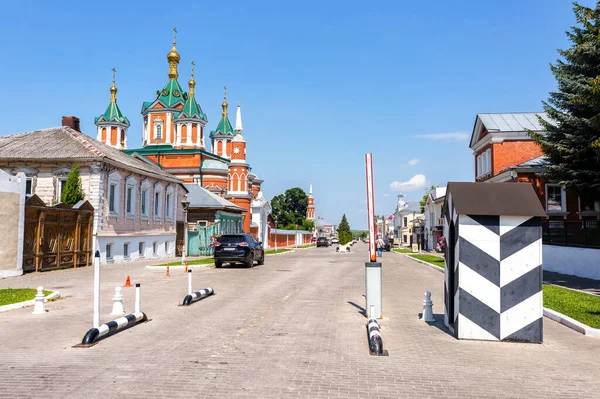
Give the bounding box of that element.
[531,2,600,198]
[337,214,352,245]
[60,163,85,207]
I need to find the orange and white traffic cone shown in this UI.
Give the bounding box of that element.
[166,265,171,277]
[124,276,132,287]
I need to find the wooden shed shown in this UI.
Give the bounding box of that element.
[442,182,546,343]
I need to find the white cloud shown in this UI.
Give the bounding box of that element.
[418,132,469,141]
[390,174,427,192]
[408,158,420,166]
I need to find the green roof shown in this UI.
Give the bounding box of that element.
[174,95,207,122]
[210,115,236,138]
[142,79,187,112]
[95,101,130,126]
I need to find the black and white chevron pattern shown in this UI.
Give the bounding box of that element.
[444,205,543,342]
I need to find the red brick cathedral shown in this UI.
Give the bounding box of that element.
[94,30,263,232]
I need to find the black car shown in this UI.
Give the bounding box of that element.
[213,234,264,268]
[316,237,330,247]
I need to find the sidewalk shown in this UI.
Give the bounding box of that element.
[544,271,600,296]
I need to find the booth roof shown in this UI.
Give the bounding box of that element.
[184,184,245,212]
[444,182,546,217]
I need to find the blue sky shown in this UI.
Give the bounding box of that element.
[0,0,581,229]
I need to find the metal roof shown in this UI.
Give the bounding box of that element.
[478,113,548,133]
[201,159,228,170]
[517,155,550,168]
[184,184,244,212]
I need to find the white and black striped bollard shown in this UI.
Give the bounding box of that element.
[367,305,388,356]
[81,283,147,345]
[182,287,214,306]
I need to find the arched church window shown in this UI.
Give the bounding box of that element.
[156,124,162,139]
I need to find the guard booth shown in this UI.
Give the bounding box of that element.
[442,182,546,343]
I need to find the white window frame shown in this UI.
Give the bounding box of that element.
[153,241,158,256]
[123,242,130,259]
[545,184,566,212]
[140,179,151,219]
[165,184,174,221]
[125,175,137,218]
[107,170,122,216]
[139,242,145,258]
[154,117,164,140]
[154,183,163,220]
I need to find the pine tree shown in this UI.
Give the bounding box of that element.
[337,214,352,245]
[60,163,85,207]
[531,2,600,198]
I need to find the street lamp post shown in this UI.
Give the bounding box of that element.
[181,199,190,264]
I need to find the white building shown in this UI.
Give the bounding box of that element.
[251,191,272,247]
[0,120,186,265]
[392,193,422,246]
[423,186,447,251]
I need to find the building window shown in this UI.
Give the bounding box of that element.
[546,184,565,212]
[153,242,157,256]
[165,193,172,219]
[477,149,492,177]
[403,217,408,227]
[126,186,133,214]
[139,242,145,258]
[164,241,168,254]
[429,212,435,228]
[154,191,161,218]
[403,235,407,243]
[56,178,67,200]
[124,243,129,258]
[109,184,117,213]
[141,189,148,216]
[25,178,32,195]
[154,117,164,140]
[106,244,112,259]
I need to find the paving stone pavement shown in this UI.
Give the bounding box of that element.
[1,245,599,398]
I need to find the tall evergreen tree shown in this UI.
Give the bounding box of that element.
[60,163,85,207]
[531,2,600,198]
[337,214,352,245]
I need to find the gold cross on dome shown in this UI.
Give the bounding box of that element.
[173,27,177,44]
[111,67,116,84]
[191,60,195,77]
[223,85,227,99]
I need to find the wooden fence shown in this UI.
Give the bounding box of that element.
[22,195,94,272]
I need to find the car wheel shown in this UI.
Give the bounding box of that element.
[215,261,222,268]
[258,252,265,265]
[246,255,253,268]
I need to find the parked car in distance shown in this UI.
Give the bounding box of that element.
[317,237,330,247]
[331,237,339,244]
[383,239,391,252]
[213,234,264,268]
[311,237,317,243]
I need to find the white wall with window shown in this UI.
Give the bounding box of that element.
[107,170,122,216]
[476,149,492,178]
[140,179,151,219]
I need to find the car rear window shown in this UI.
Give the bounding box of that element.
[318,237,327,241]
[218,235,245,244]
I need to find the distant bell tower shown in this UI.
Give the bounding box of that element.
[307,184,315,221]
[95,68,130,149]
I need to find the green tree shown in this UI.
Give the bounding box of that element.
[419,185,437,213]
[60,163,85,207]
[270,187,309,228]
[530,2,600,197]
[337,214,352,245]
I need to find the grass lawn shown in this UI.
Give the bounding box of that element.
[409,254,445,268]
[297,244,316,248]
[265,249,292,255]
[0,288,52,307]
[158,258,215,266]
[394,249,412,254]
[543,284,600,329]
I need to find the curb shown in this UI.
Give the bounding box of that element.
[543,308,600,337]
[401,253,445,273]
[400,251,600,338]
[146,250,296,269]
[0,291,61,313]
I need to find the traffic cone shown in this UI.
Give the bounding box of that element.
[166,265,171,277]
[124,276,132,287]
[184,261,188,273]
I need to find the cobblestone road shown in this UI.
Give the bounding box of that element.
[1,245,599,398]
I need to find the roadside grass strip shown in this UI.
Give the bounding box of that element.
[393,249,412,254]
[543,284,600,329]
[157,258,215,267]
[409,254,445,268]
[0,288,52,307]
